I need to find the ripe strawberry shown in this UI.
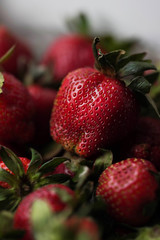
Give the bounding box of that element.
[42,34,95,83]
[96,158,158,226]
[27,84,57,146]
[13,184,74,240]
[65,216,100,240]
[117,117,160,168]
[130,143,151,160]
[42,13,136,84]
[50,38,156,157]
[0,25,33,76]
[0,72,35,149]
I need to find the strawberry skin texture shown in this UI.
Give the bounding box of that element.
[0,73,35,147]
[96,158,158,226]
[14,184,74,240]
[50,67,139,157]
[28,84,57,146]
[0,25,32,75]
[0,157,30,188]
[42,34,95,82]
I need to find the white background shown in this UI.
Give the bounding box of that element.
[0,0,159,61]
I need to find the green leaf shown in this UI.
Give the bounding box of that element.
[0,146,25,176]
[117,52,146,69]
[39,174,71,186]
[100,35,137,53]
[103,50,125,70]
[135,225,160,240]
[94,149,113,178]
[119,61,156,78]
[0,72,4,94]
[72,165,91,190]
[66,12,91,36]
[0,169,17,187]
[0,187,14,201]
[125,76,152,94]
[27,148,43,175]
[0,45,15,64]
[38,157,69,175]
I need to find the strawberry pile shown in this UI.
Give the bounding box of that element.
[0,13,160,240]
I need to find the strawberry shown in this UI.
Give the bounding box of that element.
[64,216,101,240]
[130,143,151,160]
[27,84,57,147]
[117,117,160,168]
[13,184,74,240]
[41,13,136,84]
[42,34,95,83]
[0,72,35,149]
[96,158,158,226]
[0,25,33,76]
[50,37,156,157]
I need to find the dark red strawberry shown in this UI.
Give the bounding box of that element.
[65,216,100,240]
[27,84,57,146]
[0,72,35,149]
[0,25,33,76]
[96,158,158,226]
[42,34,95,83]
[13,184,74,240]
[116,117,160,168]
[130,143,151,160]
[50,38,157,157]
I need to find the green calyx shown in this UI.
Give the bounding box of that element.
[93,37,158,95]
[0,146,71,211]
[0,72,4,94]
[66,13,91,36]
[93,37,160,116]
[135,225,160,240]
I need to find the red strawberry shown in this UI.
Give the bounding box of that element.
[50,66,139,157]
[13,184,74,240]
[96,158,158,226]
[0,25,33,76]
[41,13,136,84]
[117,117,160,167]
[50,36,158,157]
[27,84,57,146]
[65,216,100,240]
[0,72,35,149]
[42,34,95,83]
[130,143,151,160]
[52,162,74,178]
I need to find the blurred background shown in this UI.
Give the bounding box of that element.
[0,0,160,60]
